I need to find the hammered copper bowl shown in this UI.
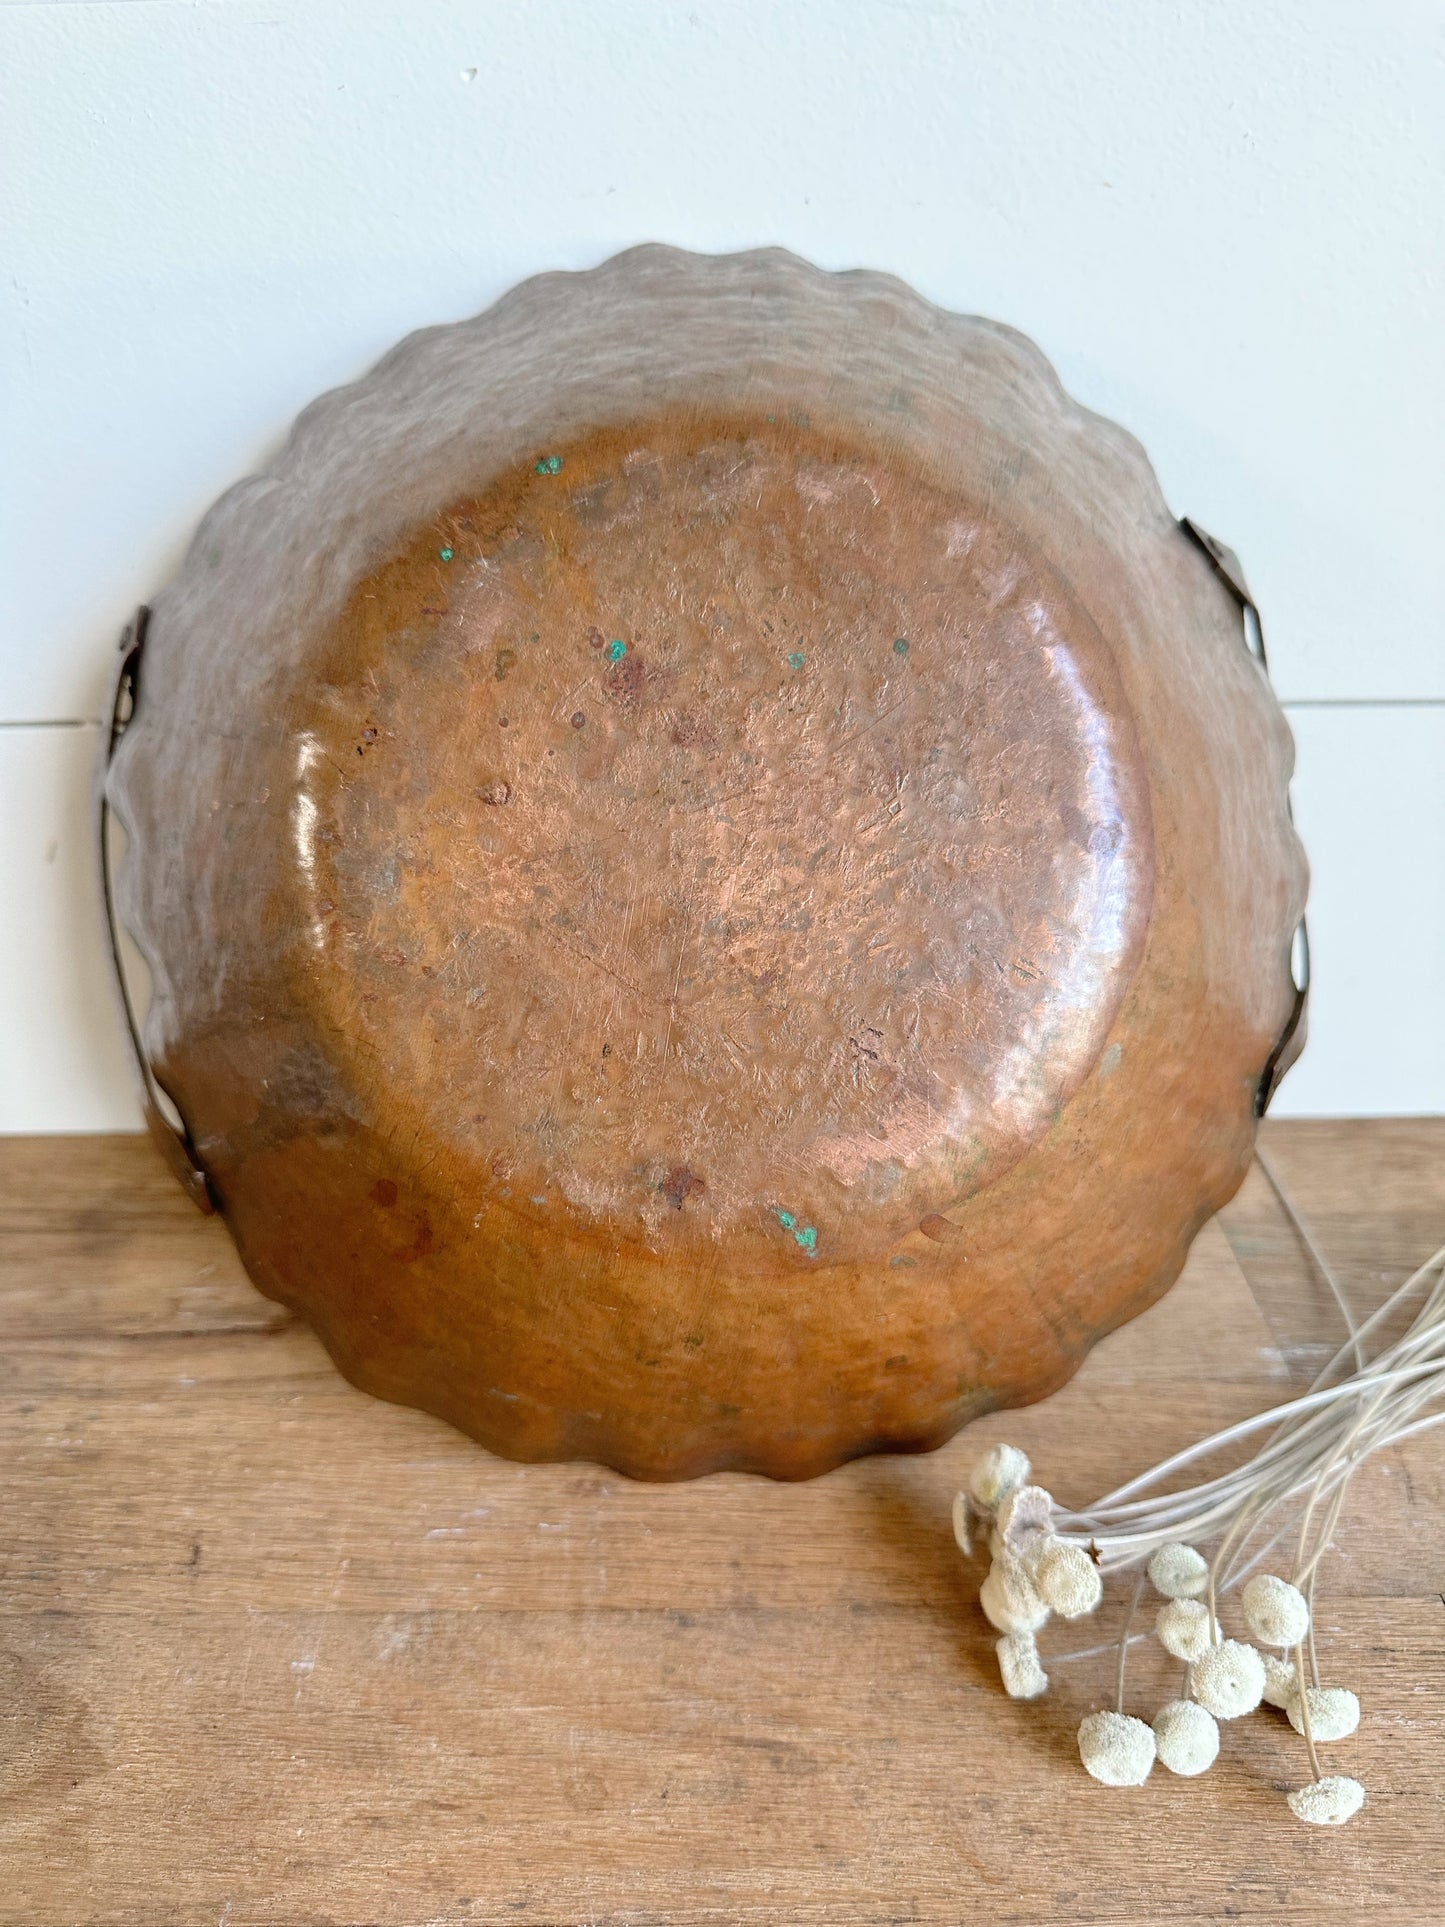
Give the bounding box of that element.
[107,246,1307,1479]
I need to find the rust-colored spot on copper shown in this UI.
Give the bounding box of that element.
[919,1214,959,1244]
[669,710,717,749]
[602,650,646,705]
[393,1216,435,1264]
[661,1167,706,1211]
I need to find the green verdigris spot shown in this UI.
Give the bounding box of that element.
[607,638,627,662]
[535,454,564,475]
[776,1209,818,1255]
[787,651,805,669]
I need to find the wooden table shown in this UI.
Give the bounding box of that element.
[4,1120,1442,1925]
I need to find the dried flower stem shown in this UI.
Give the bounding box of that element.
[1255,1143,1365,1374]
[1048,1239,1445,1580]
[1116,1572,1146,1714]
[1293,1644,1322,1782]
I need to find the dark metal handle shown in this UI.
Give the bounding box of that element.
[1257,920,1310,1117]
[100,607,216,1212]
[1180,518,1310,1115]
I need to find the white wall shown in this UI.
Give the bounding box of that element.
[2,0,1441,1129]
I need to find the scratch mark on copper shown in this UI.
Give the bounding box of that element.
[546,929,653,1008]
[662,915,690,1066]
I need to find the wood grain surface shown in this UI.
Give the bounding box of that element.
[4,1120,1442,1926]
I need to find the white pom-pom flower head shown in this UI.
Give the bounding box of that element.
[979,1556,1050,1636]
[968,1444,1030,1513]
[1241,1573,1311,1649]
[1147,1543,1209,1600]
[951,1489,976,1556]
[996,1483,1053,1554]
[1288,1776,1365,1826]
[1192,1639,1266,1720]
[1033,1539,1103,1619]
[1078,1710,1155,1786]
[1261,1652,1297,1709]
[1155,1597,1212,1663]
[1152,1698,1220,1777]
[1288,1686,1360,1743]
[996,1632,1049,1700]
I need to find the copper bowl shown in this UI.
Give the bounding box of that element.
[106,247,1307,1478]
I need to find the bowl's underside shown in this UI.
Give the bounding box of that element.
[110,248,1306,1477]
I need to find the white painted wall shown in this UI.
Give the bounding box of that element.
[2,0,1441,1128]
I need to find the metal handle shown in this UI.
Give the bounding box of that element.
[100,607,216,1212]
[1180,518,1310,1115]
[1256,920,1310,1118]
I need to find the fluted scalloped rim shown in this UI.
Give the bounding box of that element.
[162,243,1174,613]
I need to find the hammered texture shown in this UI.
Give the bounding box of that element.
[107,247,1307,1477]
